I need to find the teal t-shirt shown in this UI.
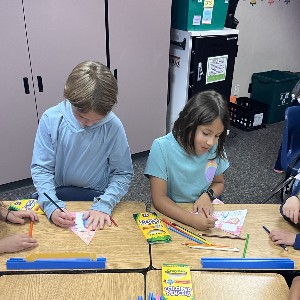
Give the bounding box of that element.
[144,133,229,203]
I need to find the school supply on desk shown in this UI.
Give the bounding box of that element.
[133,212,171,244]
[29,221,34,237]
[162,263,194,299]
[242,233,250,258]
[201,207,208,218]
[70,212,96,245]
[110,216,118,227]
[167,225,205,245]
[262,225,288,251]
[199,233,246,240]
[201,257,294,269]
[8,199,44,214]
[182,242,240,252]
[43,192,64,212]
[162,219,210,245]
[6,252,106,270]
[213,209,247,236]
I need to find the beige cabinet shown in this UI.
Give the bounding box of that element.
[110,0,172,153]
[0,1,38,184]
[0,0,172,185]
[0,0,106,185]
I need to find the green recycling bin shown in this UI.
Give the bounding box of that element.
[251,70,299,124]
[171,0,229,31]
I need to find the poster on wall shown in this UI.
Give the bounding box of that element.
[206,55,228,84]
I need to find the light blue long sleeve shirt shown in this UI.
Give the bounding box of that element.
[31,101,133,219]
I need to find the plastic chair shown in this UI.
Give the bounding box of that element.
[267,106,300,202]
[30,186,101,201]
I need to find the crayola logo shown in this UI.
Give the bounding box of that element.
[165,269,187,278]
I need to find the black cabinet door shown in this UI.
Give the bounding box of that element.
[188,34,238,101]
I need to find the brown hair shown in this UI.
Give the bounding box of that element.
[64,61,118,115]
[172,90,230,158]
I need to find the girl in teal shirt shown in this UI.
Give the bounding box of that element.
[145,91,230,231]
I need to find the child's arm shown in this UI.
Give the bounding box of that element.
[282,195,300,224]
[193,173,225,215]
[289,276,300,300]
[5,210,39,224]
[0,234,38,254]
[149,176,216,231]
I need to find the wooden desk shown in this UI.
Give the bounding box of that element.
[0,273,144,300]
[0,201,150,271]
[151,204,300,269]
[146,270,289,299]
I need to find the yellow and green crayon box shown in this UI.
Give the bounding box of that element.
[162,263,194,300]
[133,212,171,244]
[8,199,44,214]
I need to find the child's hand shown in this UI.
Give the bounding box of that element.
[0,233,38,254]
[50,209,75,228]
[269,229,296,246]
[82,210,111,230]
[7,210,39,224]
[193,196,213,216]
[192,213,216,231]
[282,196,300,224]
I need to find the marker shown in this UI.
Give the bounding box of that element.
[29,221,34,237]
[263,225,288,251]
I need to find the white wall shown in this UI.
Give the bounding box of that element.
[232,0,300,97]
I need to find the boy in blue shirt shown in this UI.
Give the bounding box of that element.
[31,61,133,230]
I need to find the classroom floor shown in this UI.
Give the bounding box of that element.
[0,122,285,208]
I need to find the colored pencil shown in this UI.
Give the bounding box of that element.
[188,244,240,252]
[29,221,34,237]
[110,216,118,227]
[166,225,205,244]
[242,233,250,258]
[43,192,64,212]
[262,225,288,251]
[162,219,210,244]
[202,207,208,218]
[169,221,211,245]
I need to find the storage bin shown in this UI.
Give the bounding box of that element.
[251,70,299,124]
[171,0,229,31]
[228,97,269,131]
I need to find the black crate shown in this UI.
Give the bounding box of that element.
[228,97,269,131]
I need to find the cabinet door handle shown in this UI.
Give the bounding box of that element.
[37,76,43,92]
[113,69,118,80]
[23,77,30,94]
[170,38,186,50]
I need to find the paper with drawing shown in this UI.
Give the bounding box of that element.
[70,212,96,245]
[213,209,247,236]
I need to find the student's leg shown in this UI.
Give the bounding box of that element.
[55,186,101,201]
[30,187,101,201]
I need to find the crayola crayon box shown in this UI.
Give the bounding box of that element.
[8,199,44,214]
[133,212,171,244]
[162,263,194,300]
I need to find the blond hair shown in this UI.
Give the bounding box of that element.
[64,61,118,115]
